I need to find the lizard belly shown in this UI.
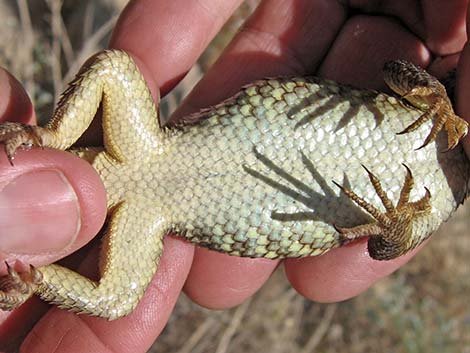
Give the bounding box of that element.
[136,77,469,258]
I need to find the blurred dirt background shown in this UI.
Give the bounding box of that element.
[0,1,469,352]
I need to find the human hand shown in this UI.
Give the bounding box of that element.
[1,0,469,352]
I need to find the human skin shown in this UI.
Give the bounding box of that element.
[0,0,469,352]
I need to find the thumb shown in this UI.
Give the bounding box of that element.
[0,68,107,272]
[0,168,80,254]
[0,148,107,272]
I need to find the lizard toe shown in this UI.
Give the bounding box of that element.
[0,262,42,311]
[0,122,43,163]
[334,165,432,260]
[444,115,469,151]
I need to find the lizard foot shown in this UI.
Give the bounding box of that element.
[0,122,44,164]
[383,60,468,150]
[333,164,432,260]
[0,262,42,310]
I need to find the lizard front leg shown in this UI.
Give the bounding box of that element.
[383,60,468,150]
[0,50,164,162]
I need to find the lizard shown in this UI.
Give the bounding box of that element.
[0,49,468,319]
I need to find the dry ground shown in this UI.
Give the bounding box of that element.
[0,1,468,352]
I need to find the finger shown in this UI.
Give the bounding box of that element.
[0,67,106,270]
[0,149,107,272]
[422,0,467,54]
[109,0,243,98]
[284,16,431,301]
[285,240,421,302]
[0,68,35,124]
[427,53,460,79]
[318,15,431,89]
[455,6,470,156]
[183,249,277,308]
[173,0,347,119]
[348,0,467,55]
[19,237,193,353]
[0,296,47,350]
[181,0,346,308]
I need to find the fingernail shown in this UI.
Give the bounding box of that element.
[0,170,80,254]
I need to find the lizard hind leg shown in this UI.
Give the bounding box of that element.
[0,201,167,319]
[334,164,432,260]
[37,201,166,319]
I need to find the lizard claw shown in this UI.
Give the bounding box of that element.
[0,261,42,311]
[333,164,432,260]
[443,116,468,151]
[383,60,468,150]
[0,122,44,164]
